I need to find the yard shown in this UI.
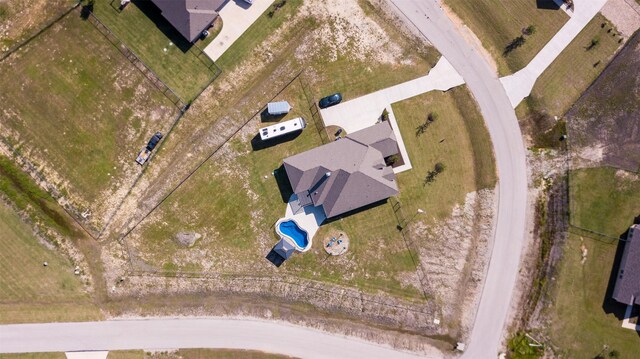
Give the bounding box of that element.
[91,0,220,102]
[546,231,640,357]
[0,11,178,231]
[0,0,77,54]
[569,167,640,238]
[444,0,568,76]
[517,14,622,122]
[0,200,101,324]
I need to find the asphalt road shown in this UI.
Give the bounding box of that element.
[388,0,528,357]
[0,318,432,358]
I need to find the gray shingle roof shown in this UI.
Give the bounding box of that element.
[151,0,224,42]
[283,121,400,218]
[613,224,640,306]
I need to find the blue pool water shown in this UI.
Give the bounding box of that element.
[278,220,309,248]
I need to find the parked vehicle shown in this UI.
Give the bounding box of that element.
[259,117,306,141]
[135,132,163,165]
[319,93,342,109]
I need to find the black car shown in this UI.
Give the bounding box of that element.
[319,93,342,109]
[146,132,163,151]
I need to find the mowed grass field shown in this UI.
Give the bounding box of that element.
[92,0,218,102]
[0,0,77,53]
[0,201,100,324]
[569,167,640,238]
[0,11,177,226]
[517,14,622,120]
[444,0,568,75]
[545,168,640,356]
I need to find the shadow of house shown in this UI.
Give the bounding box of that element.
[536,0,561,10]
[321,198,388,224]
[250,131,302,151]
[273,164,294,204]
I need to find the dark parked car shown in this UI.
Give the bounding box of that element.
[319,93,342,109]
[146,132,163,151]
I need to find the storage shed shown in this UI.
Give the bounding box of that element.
[267,101,291,116]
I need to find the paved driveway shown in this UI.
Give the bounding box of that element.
[204,0,276,61]
[320,56,464,173]
[501,0,609,107]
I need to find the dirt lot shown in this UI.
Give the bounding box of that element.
[567,31,640,172]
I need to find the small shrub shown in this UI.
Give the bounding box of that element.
[523,25,536,36]
[434,162,445,173]
[587,37,600,51]
[381,108,390,122]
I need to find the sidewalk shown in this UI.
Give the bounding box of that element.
[500,0,609,107]
[320,56,464,173]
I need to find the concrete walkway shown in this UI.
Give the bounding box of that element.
[204,0,276,61]
[320,56,464,173]
[66,352,108,359]
[500,0,609,107]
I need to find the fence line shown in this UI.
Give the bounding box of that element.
[0,1,82,62]
[299,74,330,144]
[86,12,186,109]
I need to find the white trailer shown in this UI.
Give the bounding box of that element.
[267,101,291,116]
[259,117,306,141]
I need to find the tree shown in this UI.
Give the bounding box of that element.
[587,37,600,51]
[381,108,390,122]
[523,25,536,36]
[416,112,438,136]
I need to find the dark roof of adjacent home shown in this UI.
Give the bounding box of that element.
[613,224,640,306]
[283,121,399,218]
[150,0,225,42]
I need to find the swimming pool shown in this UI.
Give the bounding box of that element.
[275,218,311,252]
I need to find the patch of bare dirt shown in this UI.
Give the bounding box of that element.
[411,188,496,339]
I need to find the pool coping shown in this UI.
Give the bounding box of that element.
[275,217,312,252]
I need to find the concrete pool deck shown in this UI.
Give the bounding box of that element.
[284,194,325,244]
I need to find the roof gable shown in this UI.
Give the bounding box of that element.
[151,0,223,42]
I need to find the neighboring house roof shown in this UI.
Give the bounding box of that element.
[150,0,225,42]
[613,224,640,306]
[283,121,400,218]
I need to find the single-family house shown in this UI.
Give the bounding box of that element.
[150,0,226,42]
[283,121,400,219]
[613,224,640,306]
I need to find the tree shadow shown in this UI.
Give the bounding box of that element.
[80,1,94,20]
[130,0,196,51]
[536,0,561,10]
[250,130,301,151]
[272,164,293,204]
[265,248,286,267]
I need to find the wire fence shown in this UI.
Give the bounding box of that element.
[86,12,186,109]
[299,74,330,144]
[0,1,82,62]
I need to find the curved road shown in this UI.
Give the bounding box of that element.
[388,1,527,358]
[0,318,430,358]
[0,1,527,358]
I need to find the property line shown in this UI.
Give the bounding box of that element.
[117,70,304,243]
[0,1,82,62]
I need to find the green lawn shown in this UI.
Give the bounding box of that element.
[92,0,219,102]
[517,14,622,119]
[444,0,568,75]
[393,87,497,221]
[0,200,100,324]
[547,234,640,357]
[0,12,177,227]
[569,167,640,238]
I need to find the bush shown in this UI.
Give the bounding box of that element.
[381,108,390,122]
[523,25,537,36]
[587,37,600,51]
[434,162,445,173]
